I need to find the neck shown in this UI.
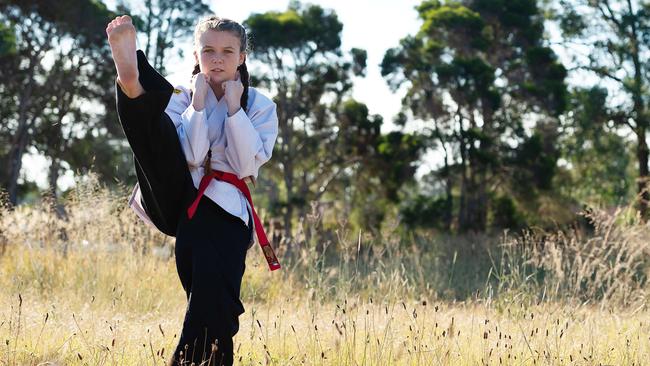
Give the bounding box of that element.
[210,83,225,100]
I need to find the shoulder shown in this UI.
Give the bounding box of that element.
[166,84,192,114]
[247,87,276,112]
[172,84,192,102]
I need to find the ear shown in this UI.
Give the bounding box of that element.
[193,49,199,64]
[239,52,247,66]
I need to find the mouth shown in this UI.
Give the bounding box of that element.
[210,68,225,73]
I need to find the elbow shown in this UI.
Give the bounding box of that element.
[225,150,261,180]
[239,153,272,180]
[182,146,209,169]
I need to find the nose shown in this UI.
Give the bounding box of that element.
[212,54,223,64]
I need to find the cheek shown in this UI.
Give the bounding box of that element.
[228,55,241,68]
[199,53,211,66]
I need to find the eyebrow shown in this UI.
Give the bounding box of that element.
[201,45,236,50]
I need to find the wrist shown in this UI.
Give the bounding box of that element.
[228,105,240,116]
[192,96,205,111]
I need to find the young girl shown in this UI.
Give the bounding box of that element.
[106,14,280,366]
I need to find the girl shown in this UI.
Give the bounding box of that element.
[106,14,280,366]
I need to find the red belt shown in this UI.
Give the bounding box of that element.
[186,170,281,271]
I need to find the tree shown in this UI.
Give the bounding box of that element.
[335,101,425,232]
[0,0,117,205]
[244,2,369,241]
[558,87,632,206]
[382,0,567,232]
[553,0,650,220]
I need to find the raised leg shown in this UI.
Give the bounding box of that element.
[114,49,193,236]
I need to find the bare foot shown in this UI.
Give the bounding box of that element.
[106,15,144,98]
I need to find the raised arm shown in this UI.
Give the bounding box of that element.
[164,82,211,169]
[224,91,279,180]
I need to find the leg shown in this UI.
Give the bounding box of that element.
[106,15,143,99]
[170,197,250,366]
[115,50,192,236]
[108,14,190,236]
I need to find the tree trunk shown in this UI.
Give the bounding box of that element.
[627,3,648,221]
[636,125,649,220]
[283,157,294,245]
[48,156,61,200]
[6,120,32,206]
[5,50,37,206]
[458,150,469,231]
[441,143,453,231]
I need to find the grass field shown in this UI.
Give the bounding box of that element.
[1,178,649,365]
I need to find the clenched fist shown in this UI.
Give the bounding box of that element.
[222,71,244,116]
[191,73,210,111]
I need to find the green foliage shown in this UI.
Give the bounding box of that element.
[400,194,451,230]
[382,0,567,232]
[523,47,568,114]
[418,1,488,51]
[349,48,367,77]
[246,4,342,53]
[375,132,425,202]
[511,128,560,194]
[551,0,650,219]
[5,0,114,46]
[557,7,586,37]
[559,87,632,206]
[244,2,423,236]
[490,195,525,230]
[0,1,122,204]
[0,22,16,56]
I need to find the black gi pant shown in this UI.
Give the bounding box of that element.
[115,50,251,366]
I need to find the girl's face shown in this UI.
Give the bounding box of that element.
[194,29,246,84]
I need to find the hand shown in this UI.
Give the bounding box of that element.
[191,73,210,111]
[223,71,244,116]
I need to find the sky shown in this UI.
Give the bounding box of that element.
[23,0,431,192]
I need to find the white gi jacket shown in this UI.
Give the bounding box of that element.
[128,84,279,242]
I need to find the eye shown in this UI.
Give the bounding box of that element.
[203,49,213,53]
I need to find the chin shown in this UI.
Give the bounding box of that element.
[209,72,232,81]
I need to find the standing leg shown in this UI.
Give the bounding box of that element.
[170,196,250,366]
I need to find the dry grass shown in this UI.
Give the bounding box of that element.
[0,175,649,365]
[491,207,650,308]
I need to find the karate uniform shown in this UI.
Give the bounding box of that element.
[128,60,278,249]
[115,50,278,366]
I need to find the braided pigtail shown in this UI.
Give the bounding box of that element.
[236,60,254,186]
[238,61,250,112]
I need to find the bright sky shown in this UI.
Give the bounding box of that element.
[24,0,430,192]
